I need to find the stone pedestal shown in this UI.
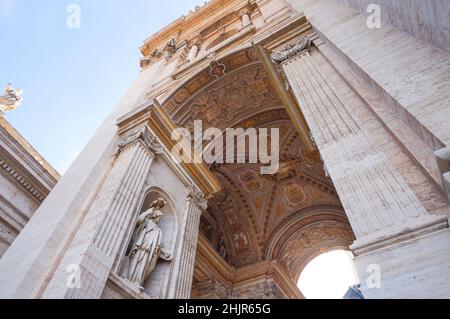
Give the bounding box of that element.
[231,261,303,299]
[278,43,450,298]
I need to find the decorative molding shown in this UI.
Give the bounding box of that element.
[193,277,230,299]
[271,38,311,63]
[118,126,163,156]
[254,44,315,154]
[104,273,150,299]
[0,116,60,181]
[188,186,208,211]
[0,157,46,202]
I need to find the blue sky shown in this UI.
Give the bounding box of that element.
[0,0,204,173]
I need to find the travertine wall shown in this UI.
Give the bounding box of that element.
[335,0,450,54]
[286,0,450,149]
[280,0,450,298]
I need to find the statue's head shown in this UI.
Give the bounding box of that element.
[151,199,166,223]
[152,198,166,209]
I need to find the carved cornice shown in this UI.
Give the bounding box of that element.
[118,126,163,156]
[0,157,46,202]
[140,0,254,57]
[188,186,208,211]
[271,38,311,63]
[0,116,60,181]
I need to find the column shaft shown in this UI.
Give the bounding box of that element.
[277,44,450,298]
[282,51,444,248]
[42,128,159,299]
[169,188,206,299]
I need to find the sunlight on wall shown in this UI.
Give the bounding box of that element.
[298,250,359,299]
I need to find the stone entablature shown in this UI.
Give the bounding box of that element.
[0,116,59,256]
[139,0,260,67]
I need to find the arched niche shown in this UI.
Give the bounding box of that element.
[118,186,178,298]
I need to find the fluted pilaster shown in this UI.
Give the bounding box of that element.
[169,187,207,299]
[278,45,447,251]
[42,126,161,299]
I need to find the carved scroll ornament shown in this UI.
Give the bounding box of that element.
[188,186,208,211]
[118,126,164,156]
[271,38,311,63]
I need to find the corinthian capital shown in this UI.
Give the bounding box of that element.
[271,38,311,63]
[188,186,208,211]
[118,126,164,156]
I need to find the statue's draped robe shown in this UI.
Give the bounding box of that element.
[0,96,16,112]
[0,87,22,112]
[127,212,162,287]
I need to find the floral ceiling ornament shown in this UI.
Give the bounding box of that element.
[209,59,227,79]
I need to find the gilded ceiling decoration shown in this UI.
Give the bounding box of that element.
[163,48,354,272]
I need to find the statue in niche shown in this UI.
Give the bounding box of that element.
[0,84,23,113]
[125,198,172,290]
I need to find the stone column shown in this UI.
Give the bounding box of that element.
[42,125,163,299]
[273,39,450,298]
[169,187,207,299]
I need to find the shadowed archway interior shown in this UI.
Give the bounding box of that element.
[161,47,356,297]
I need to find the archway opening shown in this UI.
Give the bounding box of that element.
[298,250,359,299]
